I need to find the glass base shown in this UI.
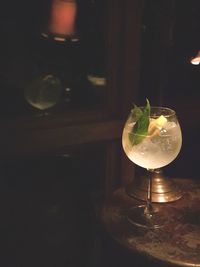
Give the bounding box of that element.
[127,205,164,229]
[126,169,182,203]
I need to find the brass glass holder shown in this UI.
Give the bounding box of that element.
[126,169,182,203]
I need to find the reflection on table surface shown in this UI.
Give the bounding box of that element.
[101,179,200,267]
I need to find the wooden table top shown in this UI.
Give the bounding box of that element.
[101,179,200,267]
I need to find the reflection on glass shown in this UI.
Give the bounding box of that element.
[38,0,107,111]
[87,75,106,87]
[24,75,62,113]
[50,0,77,35]
[0,0,107,118]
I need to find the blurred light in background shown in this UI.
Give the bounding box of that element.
[190,51,200,65]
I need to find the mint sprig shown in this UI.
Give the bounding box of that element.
[129,99,150,145]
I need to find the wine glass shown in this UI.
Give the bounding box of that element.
[24,74,62,116]
[122,106,182,228]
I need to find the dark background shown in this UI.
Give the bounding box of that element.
[0,0,106,117]
[1,0,200,266]
[138,0,200,180]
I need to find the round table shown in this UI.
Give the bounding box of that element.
[101,179,200,267]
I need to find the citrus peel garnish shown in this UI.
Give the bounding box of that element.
[148,115,167,137]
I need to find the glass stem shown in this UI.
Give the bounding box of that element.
[144,169,154,219]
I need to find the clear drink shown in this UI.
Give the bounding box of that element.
[122,114,182,169]
[122,105,182,229]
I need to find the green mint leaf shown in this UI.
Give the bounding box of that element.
[130,104,143,121]
[129,99,150,145]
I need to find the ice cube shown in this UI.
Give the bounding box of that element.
[134,137,160,156]
[160,121,177,136]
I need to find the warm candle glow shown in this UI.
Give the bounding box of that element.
[49,0,77,36]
